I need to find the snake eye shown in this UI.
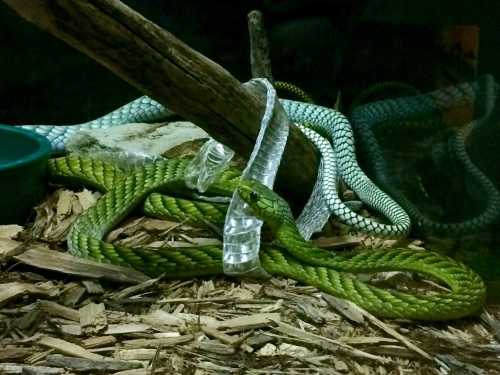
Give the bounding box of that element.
[249,191,259,202]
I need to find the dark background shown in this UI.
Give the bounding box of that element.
[1,0,499,123]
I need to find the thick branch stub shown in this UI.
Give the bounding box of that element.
[248,10,274,82]
[246,9,317,208]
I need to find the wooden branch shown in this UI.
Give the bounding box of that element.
[2,0,317,203]
[246,10,316,211]
[248,10,274,82]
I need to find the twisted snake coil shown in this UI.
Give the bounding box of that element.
[13,83,489,320]
[49,155,486,320]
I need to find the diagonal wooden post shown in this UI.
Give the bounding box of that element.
[1,0,318,204]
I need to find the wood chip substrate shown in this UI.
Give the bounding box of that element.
[1,182,500,374]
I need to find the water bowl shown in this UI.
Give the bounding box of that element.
[0,125,51,224]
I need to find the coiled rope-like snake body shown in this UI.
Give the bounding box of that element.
[14,87,487,320]
[49,155,485,320]
[21,94,412,237]
[350,77,500,235]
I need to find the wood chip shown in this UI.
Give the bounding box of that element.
[437,354,487,375]
[257,343,277,356]
[115,348,166,361]
[82,280,105,294]
[341,299,432,360]
[0,348,34,361]
[59,322,153,336]
[58,324,82,336]
[201,326,240,346]
[158,296,236,304]
[142,218,181,232]
[0,363,64,375]
[269,318,390,364]
[45,354,142,372]
[367,345,417,359]
[291,301,325,324]
[81,335,117,349]
[105,323,152,335]
[14,247,149,284]
[339,336,399,346]
[0,224,24,239]
[75,189,99,210]
[60,284,86,307]
[195,340,235,355]
[80,302,107,335]
[0,282,56,307]
[38,336,105,360]
[12,307,43,331]
[122,334,195,348]
[56,190,74,217]
[246,333,274,347]
[113,369,166,375]
[481,310,500,342]
[334,359,349,372]
[200,326,253,352]
[39,300,80,321]
[112,275,163,300]
[142,310,218,329]
[0,238,23,259]
[278,342,314,357]
[322,293,365,324]
[214,313,280,331]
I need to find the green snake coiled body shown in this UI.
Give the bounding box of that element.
[50,155,486,320]
[19,93,411,238]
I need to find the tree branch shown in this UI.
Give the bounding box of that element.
[2,0,318,203]
[248,10,274,82]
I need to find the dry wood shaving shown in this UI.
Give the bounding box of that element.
[1,178,500,374]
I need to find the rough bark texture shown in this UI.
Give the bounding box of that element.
[246,9,317,211]
[248,10,274,82]
[2,0,317,203]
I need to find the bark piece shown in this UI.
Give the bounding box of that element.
[0,282,56,307]
[14,247,149,284]
[38,336,105,360]
[45,355,142,372]
[39,300,80,321]
[80,302,107,335]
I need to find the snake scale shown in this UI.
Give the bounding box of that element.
[350,76,500,235]
[13,84,487,320]
[50,155,485,320]
[22,96,411,237]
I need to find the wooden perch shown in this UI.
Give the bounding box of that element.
[2,0,318,204]
[248,10,274,81]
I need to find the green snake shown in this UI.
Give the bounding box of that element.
[18,92,411,238]
[11,82,487,319]
[49,155,486,320]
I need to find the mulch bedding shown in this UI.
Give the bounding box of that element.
[1,172,500,375]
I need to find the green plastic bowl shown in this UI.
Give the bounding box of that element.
[0,125,52,225]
